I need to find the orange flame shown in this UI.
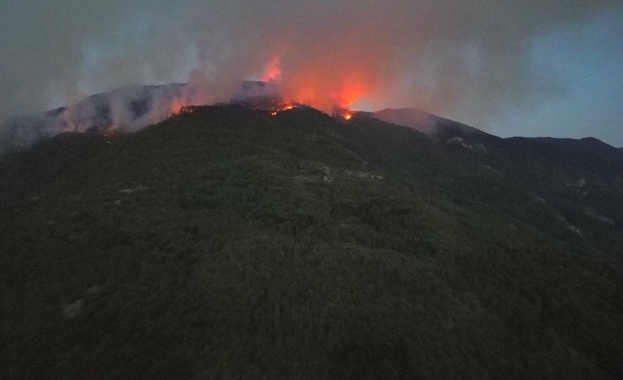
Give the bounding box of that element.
[344,113,352,120]
[270,103,299,116]
[171,99,185,115]
[281,74,367,113]
[261,56,282,83]
[169,101,199,117]
[256,48,372,114]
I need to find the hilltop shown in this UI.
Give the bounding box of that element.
[1,104,622,378]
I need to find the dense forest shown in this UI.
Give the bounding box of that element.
[1,105,622,378]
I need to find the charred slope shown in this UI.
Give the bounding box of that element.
[1,105,622,378]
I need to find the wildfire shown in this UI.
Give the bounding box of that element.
[262,56,282,83]
[171,100,184,115]
[344,113,352,120]
[270,103,299,116]
[171,104,198,117]
[255,51,372,115]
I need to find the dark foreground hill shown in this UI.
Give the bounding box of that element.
[1,105,622,378]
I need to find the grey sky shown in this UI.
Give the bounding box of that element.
[1,1,622,145]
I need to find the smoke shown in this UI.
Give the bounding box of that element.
[1,0,621,146]
[0,82,219,153]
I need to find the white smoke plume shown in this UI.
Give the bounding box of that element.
[1,0,622,150]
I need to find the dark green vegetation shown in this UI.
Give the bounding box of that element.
[1,105,623,378]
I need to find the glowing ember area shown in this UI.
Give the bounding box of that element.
[172,105,199,116]
[171,100,184,115]
[344,113,352,120]
[270,103,299,116]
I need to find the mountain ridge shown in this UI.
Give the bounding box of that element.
[1,103,622,378]
[2,82,621,157]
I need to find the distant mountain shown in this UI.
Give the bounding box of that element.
[371,107,499,154]
[373,108,623,161]
[372,107,487,136]
[370,108,623,270]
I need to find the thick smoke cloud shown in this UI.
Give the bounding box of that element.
[1,0,621,140]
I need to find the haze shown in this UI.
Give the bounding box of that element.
[1,0,622,146]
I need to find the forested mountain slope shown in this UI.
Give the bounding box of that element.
[1,105,622,378]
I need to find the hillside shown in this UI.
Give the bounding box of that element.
[368,108,623,274]
[1,105,622,378]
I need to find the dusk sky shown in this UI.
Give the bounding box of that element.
[1,1,622,146]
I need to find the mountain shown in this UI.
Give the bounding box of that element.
[374,108,623,269]
[0,81,289,156]
[373,107,488,137]
[1,103,622,378]
[0,83,187,156]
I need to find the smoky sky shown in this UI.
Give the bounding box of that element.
[1,0,622,145]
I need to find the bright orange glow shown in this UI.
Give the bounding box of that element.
[280,73,368,113]
[261,56,282,83]
[269,103,299,116]
[171,100,183,115]
[170,103,198,117]
[344,113,352,120]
